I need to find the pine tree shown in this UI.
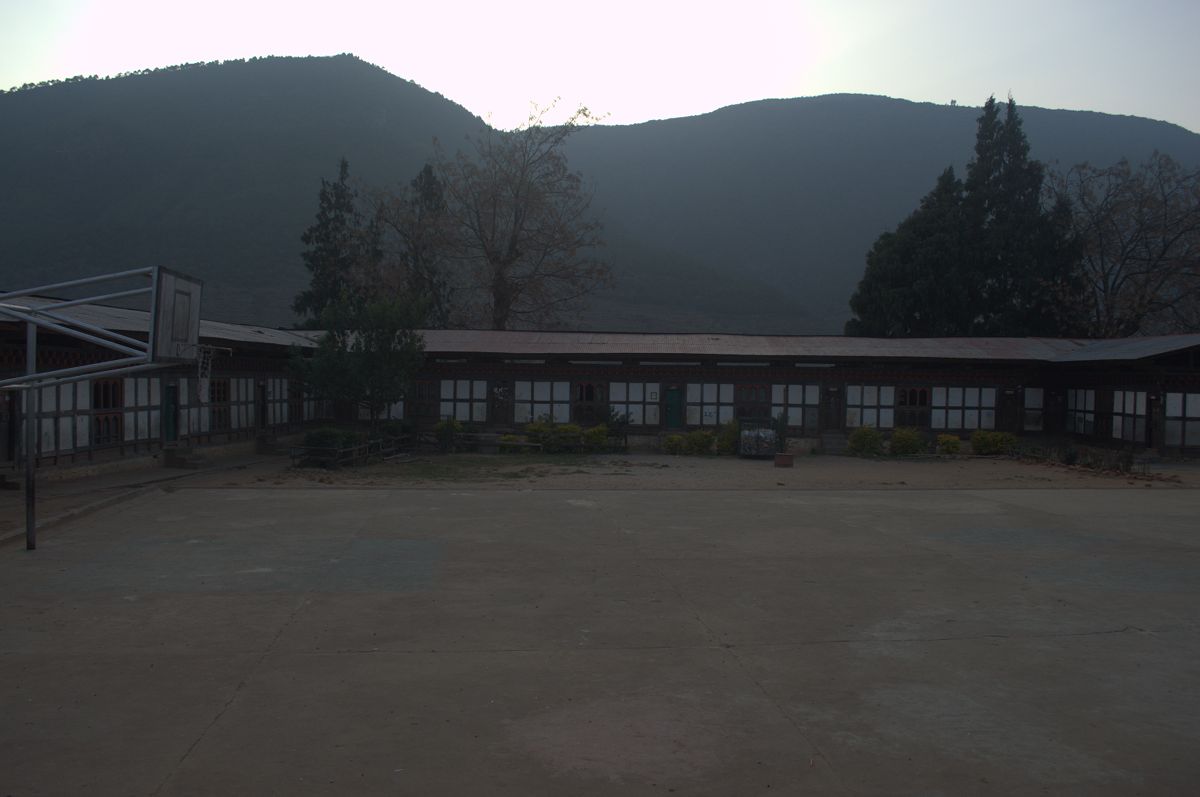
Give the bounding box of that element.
[846,96,1075,337]
[846,167,968,335]
[963,97,1073,335]
[293,158,365,328]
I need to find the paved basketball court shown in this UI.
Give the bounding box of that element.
[2,486,1198,795]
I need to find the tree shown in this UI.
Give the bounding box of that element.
[369,164,457,328]
[297,295,425,426]
[294,158,369,327]
[962,97,1076,335]
[845,96,1075,337]
[436,106,610,329]
[846,168,969,336]
[1048,152,1200,336]
[293,159,427,424]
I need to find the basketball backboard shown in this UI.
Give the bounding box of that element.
[150,268,204,363]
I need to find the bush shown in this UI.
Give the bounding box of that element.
[889,427,926,457]
[434,418,463,451]
[544,423,583,453]
[379,419,410,439]
[1059,446,1079,466]
[774,413,790,453]
[662,434,685,455]
[523,419,549,445]
[970,430,1017,455]
[498,433,524,453]
[684,430,715,456]
[304,427,345,449]
[715,421,740,455]
[303,427,365,449]
[847,426,884,456]
[935,433,961,455]
[582,424,610,452]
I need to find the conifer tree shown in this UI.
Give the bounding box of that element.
[846,96,1075,336]
[293,158,365,328]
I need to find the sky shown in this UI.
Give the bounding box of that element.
[2,0,1198,133]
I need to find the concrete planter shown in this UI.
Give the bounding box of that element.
[774,453,794,468]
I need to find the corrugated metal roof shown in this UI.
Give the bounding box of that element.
[4,297,318,349]
[1050,334,1200,363]
[7,297,1199,364]
[416,330,1091,361]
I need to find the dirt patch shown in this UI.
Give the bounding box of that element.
[189,453,1200,492]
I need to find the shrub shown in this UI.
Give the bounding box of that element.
[434,418,463,451]
[304,427,345,449]
[684,430,715,456]
[543,423,583,453]
[774,413,791,453]
[1059,446,1078,466]
[523,419,552,446]
[582,424,610,452]
[889,427,926,457]
[715,420,740,455]
[662,434,685,455]
[379,419,410,439]
[847,426,884,456]
[970,430,1017,455]
[935,433,961,455]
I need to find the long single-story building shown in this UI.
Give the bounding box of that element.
[3,297,1200,468]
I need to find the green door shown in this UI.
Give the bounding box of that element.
[162,384,178,443]
[665,387,683,429]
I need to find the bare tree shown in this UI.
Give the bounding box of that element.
[1050,152,1200,336]
[437,106,610,330]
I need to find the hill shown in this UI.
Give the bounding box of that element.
[3,55,1199,332]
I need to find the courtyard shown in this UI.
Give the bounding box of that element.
[1,457,1198,794]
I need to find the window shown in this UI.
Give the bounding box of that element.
[686,383,734,426]
[1024,388,1044,431]
[263,377,290,428]
[440,379,488,423]
[514,381,569,424]
[771,384,820,432]
[845,385,895,428]
[734,384,771,420]
[92,378,123,446]
[1066,389,1095,435]
[610,382,660,426]
[1111,390,1147,443]
[1164,392,1200,447]
[931,387,996,431]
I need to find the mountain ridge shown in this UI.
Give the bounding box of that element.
[3,54,1198,332]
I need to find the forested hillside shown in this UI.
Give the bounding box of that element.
[3,55,1198,331]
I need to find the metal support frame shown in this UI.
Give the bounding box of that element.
[0,266,202,552]
[25,323,36,550]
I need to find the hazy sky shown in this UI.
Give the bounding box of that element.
[2,0,1197,133]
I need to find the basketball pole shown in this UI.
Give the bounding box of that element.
[0,266,204,552]
[25,322,37,550]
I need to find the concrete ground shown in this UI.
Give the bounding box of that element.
[1,481,1198,795]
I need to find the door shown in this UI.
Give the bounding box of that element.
[162,384,179,444]
[257,384,269,428]
[665,387,683,429]
[0,392,16,465]
[822,386,844,430]
[896,387,930,428]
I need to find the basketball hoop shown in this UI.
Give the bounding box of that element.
[0,266,204,550]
